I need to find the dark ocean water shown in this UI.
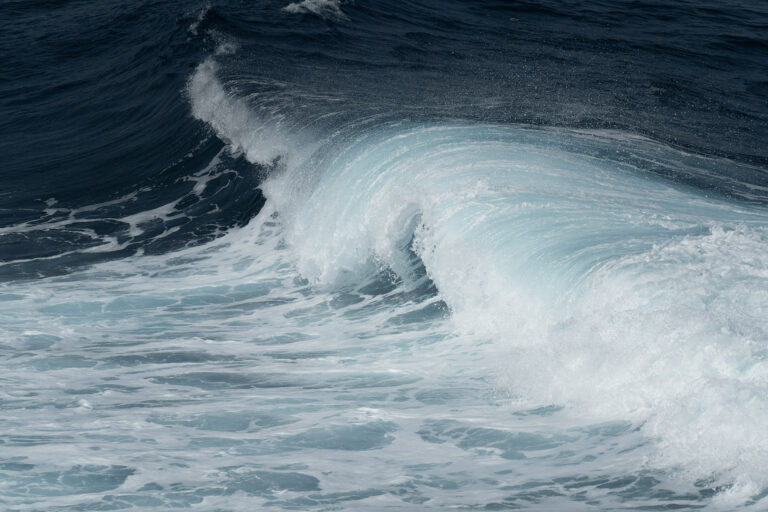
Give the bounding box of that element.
[1,1,768,510]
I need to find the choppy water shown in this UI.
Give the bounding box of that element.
[2,1,768,510]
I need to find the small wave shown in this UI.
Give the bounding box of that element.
[187,58,315,171]
[188,4,210,35]
[282,0,349,20]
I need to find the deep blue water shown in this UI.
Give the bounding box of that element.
[2,1,768,510]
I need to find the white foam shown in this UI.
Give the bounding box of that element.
[188,59,287,166]
[282,0,348,20]
[187,59,317,174]
[188,5,209,36]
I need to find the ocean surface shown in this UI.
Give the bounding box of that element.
[2,0,768,510]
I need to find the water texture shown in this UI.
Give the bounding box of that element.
[1,1,768,510]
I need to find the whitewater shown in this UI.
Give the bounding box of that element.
[3,1,768,510]
[188,57,768,505]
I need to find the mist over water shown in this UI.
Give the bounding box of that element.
[2,0,768,510]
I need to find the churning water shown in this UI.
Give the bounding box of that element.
[2,1,768,510]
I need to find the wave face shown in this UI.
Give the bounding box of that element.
[2,0,768,510]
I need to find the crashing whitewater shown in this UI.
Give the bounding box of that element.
[189,57,768,505]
